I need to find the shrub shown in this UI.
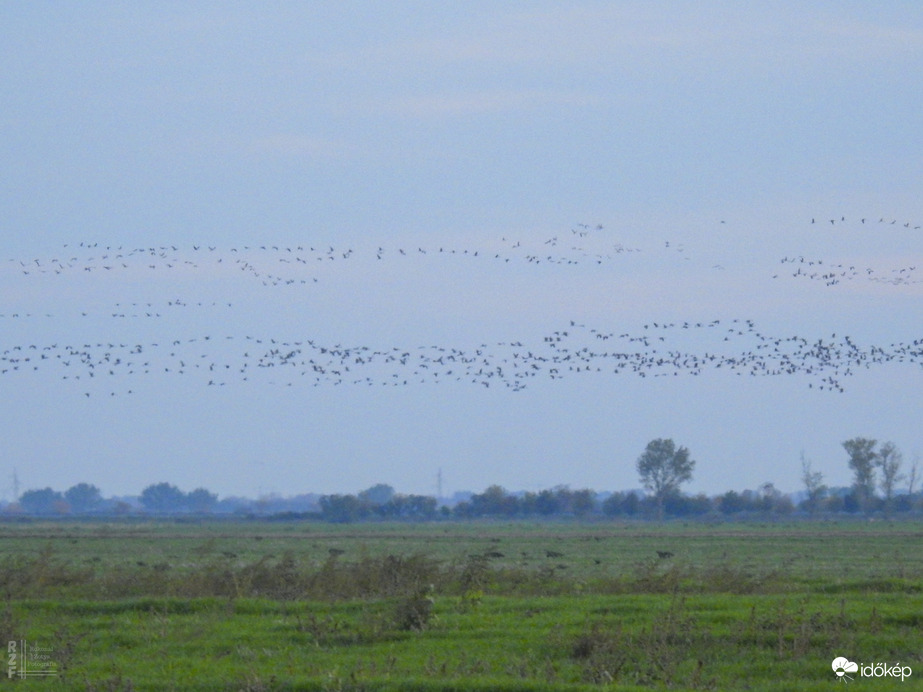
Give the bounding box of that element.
[393,584,436,631]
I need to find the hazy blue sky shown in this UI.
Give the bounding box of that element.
[1,2,921,501]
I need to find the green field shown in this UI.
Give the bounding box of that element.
[1,520,920,690]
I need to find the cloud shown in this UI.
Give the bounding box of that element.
[376,6,727,64]
[380,88,599,118]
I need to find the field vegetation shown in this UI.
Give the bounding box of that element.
[1,520,920,690]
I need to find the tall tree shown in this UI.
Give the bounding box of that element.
[800,452,826,515]
[907,454,919,497]
[636,438,695,520]
[842,437,877,513]
[876,441,904,518]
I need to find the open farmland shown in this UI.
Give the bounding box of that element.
[1,520,920,690]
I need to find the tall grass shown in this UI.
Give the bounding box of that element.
[2,539,921,602]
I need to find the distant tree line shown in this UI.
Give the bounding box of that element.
[442,483,795,519]
[3,438,920,520]
[138,482,218,513]
[318,484,438,522]
[11,482,218,516]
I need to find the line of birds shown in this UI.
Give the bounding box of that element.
[5,225,643,288]
[0,301,235,320]
[777,256,920,287]
[2,318,920,397]
[812,215,921,229]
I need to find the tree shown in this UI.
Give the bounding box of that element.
[800,452,826,516]
[319,494,364,522]
[621,491,641,516]
[19,487,64,514]
[140,482,186,513]
[665,492,712,517]
[602,491,641,517]
[384,494,437,520]
[636,438,695,520]
[186,487,218,513]
[358,483,395,506]
[64,483,103,514]
[842,438,877,514]
[876,442,904,518]
[534,489,560,516]
[570,489,596,517]
[718,490,746,515]
[468,485,519,517]
[758,482,789,513]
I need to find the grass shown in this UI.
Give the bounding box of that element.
[0,519,921,690]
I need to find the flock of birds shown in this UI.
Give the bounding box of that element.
[2,318,917,397]
[1,219,920,397]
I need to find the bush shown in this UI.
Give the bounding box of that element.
[393,584,435,631]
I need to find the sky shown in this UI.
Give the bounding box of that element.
[1,2,922,501]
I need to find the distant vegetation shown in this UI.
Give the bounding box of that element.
[4,438,921,521]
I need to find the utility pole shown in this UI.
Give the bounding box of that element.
[11,468,20,502]
[437,467,443,500]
